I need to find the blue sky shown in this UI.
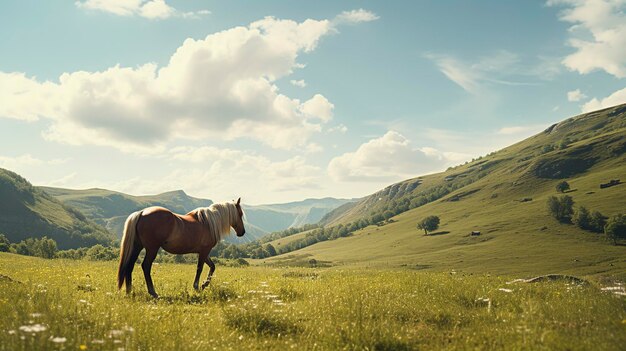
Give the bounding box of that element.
[1,0,625,204]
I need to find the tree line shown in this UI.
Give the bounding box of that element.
[547,180,625,244]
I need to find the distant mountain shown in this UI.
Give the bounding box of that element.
[40,187,214,239]
[268,103,626,278]
[42,186,354,242]
[245,197,356,232]
[0,168,115,249]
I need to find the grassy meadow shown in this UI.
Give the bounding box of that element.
[1,253,625,350]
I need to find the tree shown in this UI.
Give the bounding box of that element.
[572,206,591,230]
[590,211,606,233]
[0,234,9,252]
[556,181,570,193]
[604,214,626,245]
[547,195,574,222]
[417,216,440,235]
[264,244,277,257]
[36,237,58,259]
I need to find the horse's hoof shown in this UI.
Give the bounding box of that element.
[201,282,209,290]
[149,292,159,299]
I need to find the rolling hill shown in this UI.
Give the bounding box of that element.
[266,103,626,278]
[0,168,115,249]
[40,187,215,239]
[42,186,353,241]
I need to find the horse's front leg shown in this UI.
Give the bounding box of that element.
[201,256,216,290]
[193,254,204,290]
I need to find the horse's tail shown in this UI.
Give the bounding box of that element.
[117,210,143,290]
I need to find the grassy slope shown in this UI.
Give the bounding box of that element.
[1,253,624,350]
[40,188,214,238]
[265,229,317,249]
[266,104,626,279]
[43,187,351,241]
[0,169,114,249]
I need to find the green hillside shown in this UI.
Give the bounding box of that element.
[266,104,626,278]
[40,187,214,239]
[0,169,115,249]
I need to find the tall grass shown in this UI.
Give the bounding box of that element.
[0,253,624,350]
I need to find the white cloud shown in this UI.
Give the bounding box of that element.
[0,14,377,152]
[0,154,69,174]
[300,94,334,122]
[47,173,78,187]
[328,131,454,182]
[426,51,538,94]
[582,87,626,112]
[96,146,323,202]
[75,0,209,20]
[333,9,379,25]
[567,89,587,101]
[328,124,348,133]
[548,0,626,78]
[290,79,307,87]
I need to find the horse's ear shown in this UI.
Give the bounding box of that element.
[236,197,241,205]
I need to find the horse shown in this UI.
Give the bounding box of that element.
[117,198,246,298]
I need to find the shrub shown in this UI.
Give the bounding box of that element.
[605,214,626,245]
[572,206,592,230]
[85,244,117,261]
[0,234,9,252]
[590,211,606,233]
[547,195,574,222]
[555,181,570,193]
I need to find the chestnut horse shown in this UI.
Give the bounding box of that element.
[117,198,245,298]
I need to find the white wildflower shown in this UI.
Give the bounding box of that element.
[50,336,67,343]
[19,324,47,333]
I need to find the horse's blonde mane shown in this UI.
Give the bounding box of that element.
[193,202,241,242]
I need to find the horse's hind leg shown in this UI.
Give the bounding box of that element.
[125,242,143,294]
[193,253,204,290]
[201,256,216,290]
[142,247,159,298]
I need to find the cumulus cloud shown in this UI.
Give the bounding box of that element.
[76,0,209,19]
[582,87,626,112]
[0,14,377,152]
[328,131,453,182]
[547,0,626,78]
[333,9,379,25]
[567,89,586,101]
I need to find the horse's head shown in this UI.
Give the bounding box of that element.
[232,197,246,237]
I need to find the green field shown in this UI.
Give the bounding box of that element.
[1,253,625,350]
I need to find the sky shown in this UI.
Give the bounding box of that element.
[0,0,625,205]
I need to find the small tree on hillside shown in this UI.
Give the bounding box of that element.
[605,214,626,245]
[590,211,606,233]
[572,206,592,230]
[547,195,574,222]
[556,181,570,193]
[417,216,440,235]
